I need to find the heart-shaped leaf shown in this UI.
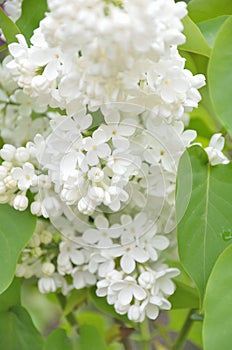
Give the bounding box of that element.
[177,146,232,304]
[0,204,36,294]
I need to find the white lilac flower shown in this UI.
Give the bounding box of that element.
[83,129,111,166]
[0,0,217,324]
[0,144,16,161]
[13,194,28,211]
[5,0,204,118]
[205,133,229,166]
[139,229,170,262]
[38,276,57,294]
[3,0,23,21]
[15,147,30,163]
[83,214,122,248]
[110,276,147,306]
[41,262,55,276]
[88,252,115,278]
[96,270,123,297]
[58,240,85,268]
[72,267,96,289]
[108,235,150,275]
[11,162,37,190]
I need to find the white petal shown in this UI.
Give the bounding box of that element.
[209,133,224,150]
[44,61,58,80]
[174,78,189,93]
[153,235,169,250]
[70,250,85,265]
[93,129,107,144]
[83,229,100,244]
[121,215,132,226]
[161,85,175,103]
[95,214,109,229]
[146,304,159,319]
[104,110,120,124]
[131,247,149,263]
[133,285,146,301]
[97,143,111,158]
[120,254,136,274]
[118,288,133,305]
[11,167,23,180]
[160,279,175,295]
[109,199,121,212]
[99,260,114,277]
[73,273,85,289]
[87,151,99,166]
[113,137,129,150]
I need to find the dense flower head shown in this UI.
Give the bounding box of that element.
[6,0,204,118]
[0,0,229,323]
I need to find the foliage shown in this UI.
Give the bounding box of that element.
[0,204,36,293]
[177,146,232,304]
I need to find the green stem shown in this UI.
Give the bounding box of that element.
[172,309,194,350]
[57,293,78,329]
[140,319,151,350]
[0,43,7,53]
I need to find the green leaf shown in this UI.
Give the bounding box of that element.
[203,244,232,349]
[0,8,21,44]
[176,146,232,304]
[188,0,232,23]
[77,311,106,335]
[0,204,36,294]
[0,278,21,312]
[16,0,48,44]
[208,16,232,136]
[0,305,43,350]
[169,281,199,309]
[44,329,72,350]
[197,16,229,47]
[179,16,211,57]
[79,324,107,350]
[63,288,87,316]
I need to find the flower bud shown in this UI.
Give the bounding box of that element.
[0,144,16,161]
[4,175,17,189]
[38,276,56,294]
[15,147,30,163]
[42,262,55,276]
[40,230,53,244]
[0,181,6,194]
[78,197,94,215]
[30,201,42,216]
[28,233,40,247]
[88,167,104,182]
[13,194,28,211]
[0,165,8,180]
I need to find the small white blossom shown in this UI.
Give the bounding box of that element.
[13,194,28,211]
[205,133,229,166]
[0,144,16,161]
[83,129,111,166]
[38,276,57,294]
[110,277,146,306]
[11,162,37,190]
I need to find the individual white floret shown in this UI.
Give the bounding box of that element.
[0,144,16,161]
[205,133,229,166]
[13,194,28,211]
[72,267,96,289]
[15,147,30,163]
[42,262,55,276]
[38,276,57,293]
[11,162,37,190]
